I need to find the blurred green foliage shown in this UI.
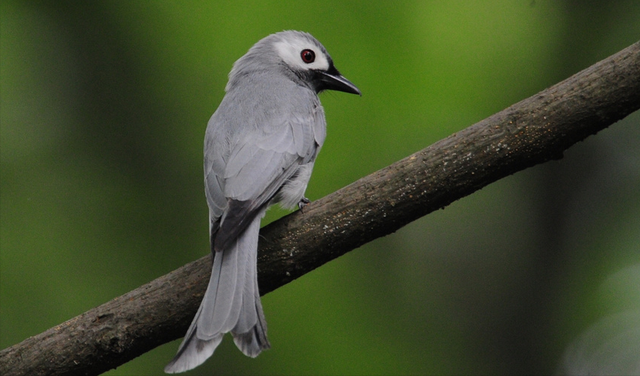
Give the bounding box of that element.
[1,1,639,375]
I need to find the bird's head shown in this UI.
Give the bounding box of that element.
[227,30,361,96]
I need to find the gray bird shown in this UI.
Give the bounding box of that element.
[165,30,360,373]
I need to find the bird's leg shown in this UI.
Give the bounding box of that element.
[298,197,310,212]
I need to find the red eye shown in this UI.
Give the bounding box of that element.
[300,49,315,64]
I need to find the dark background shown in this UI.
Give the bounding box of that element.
[2,1,639,374]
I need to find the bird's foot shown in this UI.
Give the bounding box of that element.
[298,197,310,212]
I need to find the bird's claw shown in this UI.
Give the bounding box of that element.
[298,197,310,212]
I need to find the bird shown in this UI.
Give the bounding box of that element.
[164,30,360,373]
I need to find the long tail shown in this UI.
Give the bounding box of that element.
[164,215,270,373]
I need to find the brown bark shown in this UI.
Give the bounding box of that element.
[1,41,639,376]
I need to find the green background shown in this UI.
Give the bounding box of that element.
[2,1,640,375]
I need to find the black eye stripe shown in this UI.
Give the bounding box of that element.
[300,49,315,64]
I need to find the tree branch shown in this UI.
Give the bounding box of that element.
[2,41,639,376]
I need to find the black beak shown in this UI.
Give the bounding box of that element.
[316,66,361,96]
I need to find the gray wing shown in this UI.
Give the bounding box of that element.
[204,90,325,251]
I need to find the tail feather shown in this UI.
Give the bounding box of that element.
[231,251,257,334]
[164,214,270,374]
[232,273,270,357]
[200,233,246,337]
[232,231,270,355]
